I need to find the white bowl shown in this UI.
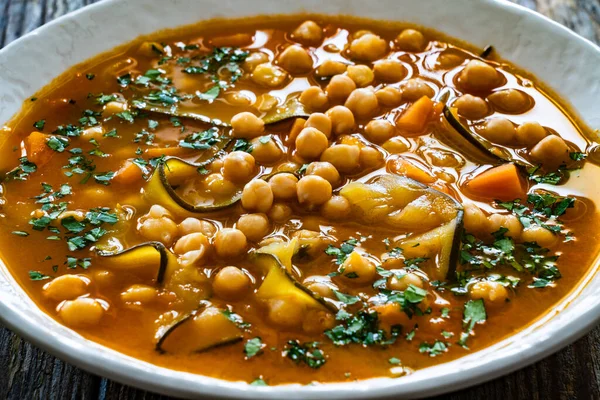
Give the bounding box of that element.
[0,0,599,398]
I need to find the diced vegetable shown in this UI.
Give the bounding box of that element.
[340,174,463,280]
[97,241,177,284]
[389,158,436,184]
[466,163,525,201]
[397,96,433,132]
[26,131,54,167]
[112,160,144,185]
[253,241,336,313]
[156,303,243,353]
[145,156,242,217]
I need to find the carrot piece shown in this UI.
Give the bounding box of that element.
[286,117,306,146]
[25,131,53,167]
[466,163,525,201]
[396,96,434,133]
[390,158,436,184]
[112,160,144,185]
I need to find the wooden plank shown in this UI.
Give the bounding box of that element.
[0,0,599,399]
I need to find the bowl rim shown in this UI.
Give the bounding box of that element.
[1,0,600,398]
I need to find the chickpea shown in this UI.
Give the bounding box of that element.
[204,173,237,196]
[340,251,376,284]
[243,51,270,72]
[530,135,570,167]
[460,60,501,91]
[93,270,114,287]
[488,89,531,113]
[516,122,547,148]
[325,75,356,102]
[302,309,336,334]
[315,60,347,78]
[349,33,388,61]
[268,203,293,222]
[148,204,171,219]
[251,63,288,88]
[297,175,332,206]
[241,179,274,213]
[174,232,209,255]
[326,105,355,135]
[104,101,127,115]
[213,266,251,300]
[374,302,410,326]
[375,86,403,107]
[305,113,332,138]
[359,146,384,169]
[382,137,410,154]
[139,217,178,246]
[214,228,247,258]
[320,144,361,173]
[269,173,298,200]
[292,229,329,258]
[267,297,304,328]
[454,94,488,120]
[178,249,207,268]
[121,284,157,304]
[250,136,283,164]
[257,93,278,112]
[388,272,423,291]
[522,224,558,247]
[277,45,313,74]
[292,20,323,45]
[470,281,508,304]
[237,213,270,242]
[396,29,427,52]
[346,65,374,87]
[222,151,256,182]
[373,59,407,82]
[401,79,435,102]
[305,161,341,186]
[344,88,379,119]
[81,126,104,141]
[463,203,489,233]
[306,281,334,298]
[295,127,329,159]
[364,119,395,143]
[59,298,104,327]
[43,275,88,301]
[488,213,522,239]
[299,86,329,111]
[178,218,216,237]
[321,195,351,220]
[231,112,264,139]
[478,117,517,145]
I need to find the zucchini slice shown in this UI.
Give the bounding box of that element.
[132,97,308,126]
[340,174,463,281]
[253,241,337,314]
[155,302,243,353]
[144,156,242,217]
[96,241,177,284]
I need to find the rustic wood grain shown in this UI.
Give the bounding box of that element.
[0,0,599,399]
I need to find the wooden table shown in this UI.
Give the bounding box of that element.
[1,0,599,398]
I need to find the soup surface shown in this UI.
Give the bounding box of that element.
[1,15,599,385]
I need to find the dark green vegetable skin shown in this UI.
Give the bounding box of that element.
[96,241,172,284]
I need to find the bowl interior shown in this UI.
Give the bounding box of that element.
[0,0,599,398]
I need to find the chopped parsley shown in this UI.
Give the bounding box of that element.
[325,310,399,347]
[179,128,220,150]
[244,337,264,358]
[418,340,448,357]
[29,271,51,281]
[5,157,37,181]
[325,238,359,265]
[33,120,45,130]
[285,340,326,369]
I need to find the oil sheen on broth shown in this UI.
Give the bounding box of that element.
[0,15,599,385]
